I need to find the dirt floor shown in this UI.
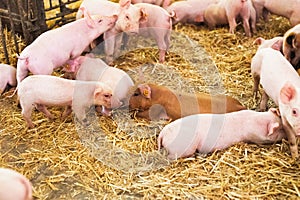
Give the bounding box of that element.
[0,7,300,200]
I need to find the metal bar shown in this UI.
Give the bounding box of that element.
[0,8,22,19]
[36,0,48,33]
[16,0,29,44]
[44,0,78,11]
[7,0,19,54]
[0,18,10,64]
[49,0,53,9]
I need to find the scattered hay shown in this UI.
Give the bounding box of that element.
[1,14,300,200]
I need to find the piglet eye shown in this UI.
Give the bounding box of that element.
[126,15,129,20]
[291,51,296,59]
[133,92,139,96]
[98,19,103,23]
[292,108,298,116]
[104,94,111,98]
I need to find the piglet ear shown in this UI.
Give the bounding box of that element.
[280,82,296,104]
[94,87,103,100]
[269,108,281,117]
[81,7,95,28]
[293,33,300,48]
[267,122,280,136]
[253,37,264,45]
[119,0,131,9]
[138,84,151,99]
[271,39,283,51]
[139,8,148,23]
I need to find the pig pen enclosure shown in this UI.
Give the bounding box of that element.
[0,0,300,199]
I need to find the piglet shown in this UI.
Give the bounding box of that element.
[166,0,218,25]
[0,64,16,95]
[76,0,147,65]
[129,83,246,121]
[282,24,300,70]
[134,3,173,63]
[131,0,171,8]
[17,75,112,128]
[252,0,300,26]
[251,47,300,158]
[158,108,286,159]
[64,55,134,109]
[0,168,32,200]
[16,8,117,84]
[204,0,256,37]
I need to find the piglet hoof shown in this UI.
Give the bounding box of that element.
[45,114,55,122]
[158,50,166,63]
[81,118,90,127]
[27,123,35,129]
[290,147,299,159]
[106,56,114,66]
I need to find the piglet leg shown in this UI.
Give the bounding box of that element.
[252,73,260,98]
[61,105,72,120]
[21,105,35,128]
[36,104,55,120]
[259,90,269,111]
[282,117,299,159]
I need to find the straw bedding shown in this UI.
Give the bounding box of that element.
[0,5,300,199]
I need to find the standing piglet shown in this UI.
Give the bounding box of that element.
[0,64,16,95]
[166,0,218,25]
[282,24,300,70]
[17,75,113,128]
[134,3,173,63]
[16,8,117,84]
[158,109,286,159]
[252,0,300,26]
[129,83,246,121]
[204,0,256,37]
[251,47,300,158]
[131,0,171,8]
[0,168,32,200]
[76,0,147,65]
[64,55,134,109]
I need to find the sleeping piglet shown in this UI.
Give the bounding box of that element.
[251,47,300,158]
[0,168,32,200]
[158,108,286,159]
[16,7,117,84]
[129,83,246,121]
[17,75,113,128]
[0,64,16,95]
[64,55,134,110]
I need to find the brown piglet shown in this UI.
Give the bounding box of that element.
[129,83,246,121]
